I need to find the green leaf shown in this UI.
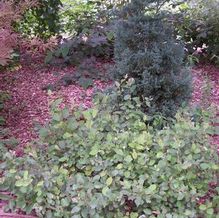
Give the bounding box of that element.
[63,132,72,139]
[130,212,138,218]
[106,177,113,186]
[166,214,172,218]
[23,171,29,179]
[90,147,99,156]
[156,152,163,158]
[102,186,110,196]
[206,208,214,215]
[143,209,152,215]
[61,198,70,207]
[78,77,93,89]
[45,51,53,64]
[123,180,131,189]
[200,163,209,170]
[132,150,138,159]
[15,179,32,187]
[106,31,114,41]
[61,46,70,58]
[0,193,10,200]
[124,171,131,178]
[185,210,192,216]
[212,164,219,170]
[72,206,81,214]
[53,113,61,121]
[20,187,28,193]
[124,155,133,163]
[179,2,189,10]
[39,128,49,138]
[9,169,16,174]
[100,171,107,177]
[124,95,131,100]
[114,149,124,155]
[177,192,185,200]
[52,98,63,108]
[62,108,70,119]
[116,163,123,169]
[182,161,192,169]
[199,204,207,210]
[92,109,98,118]
[136,134,146,144]
[17,199,26,209]
[145,184,157,194]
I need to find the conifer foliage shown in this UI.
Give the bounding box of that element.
[114,0,192,117]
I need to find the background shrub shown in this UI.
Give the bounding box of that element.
[0,85,218,217]
[17,0,62,39]
[45,26,114,65]
[60,0,100,36]
[60,0,129,36]
[113,0,192,118]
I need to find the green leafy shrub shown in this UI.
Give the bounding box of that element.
[17,0,62,39]
[174,0,219,65]
[60,0,100,35]
[113,0,192,118]
[60,0,129,36]
[0,83,218,217]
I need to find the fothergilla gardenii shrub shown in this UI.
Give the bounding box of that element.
[0,83,218,218]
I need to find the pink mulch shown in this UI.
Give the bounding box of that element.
[0,62,218,149]
[192,64,219,110]
[0,61,109,149]
[192,64,219,149]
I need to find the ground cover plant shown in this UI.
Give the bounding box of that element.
[0,86,219,217]
[0,0,219,218]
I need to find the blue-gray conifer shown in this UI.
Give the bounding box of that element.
[114,0,192,117]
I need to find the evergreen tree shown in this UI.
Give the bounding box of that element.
[114,0,192,117]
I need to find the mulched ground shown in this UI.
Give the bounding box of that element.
[192,64,219,150]
[1,61,218,148]
[0,59,218,217]
[0,60,110,149]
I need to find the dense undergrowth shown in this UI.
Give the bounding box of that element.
[0,84,219,217]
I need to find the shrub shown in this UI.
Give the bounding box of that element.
[45,27,114,65]
[60,0,100,36]
[17,0,62,39]
[113,0,192,118]
[0,83,218,217]
[60,0,129,36]
[174,0,219,65]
